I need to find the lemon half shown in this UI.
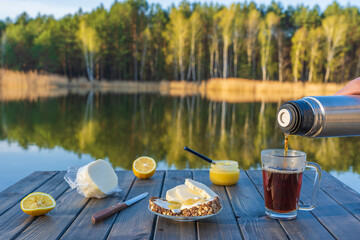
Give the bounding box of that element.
[132,156,156,179]
[20,192,56,216]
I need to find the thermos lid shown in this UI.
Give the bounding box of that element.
[277,109,292,128]
[277,100,314,135]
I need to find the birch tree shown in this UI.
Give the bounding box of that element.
[233,4,245,77]
[1,32,6,68]
[245,9,260,77]
[291,27,307,82]
[276,29,284,82]
[216,5,236,78]
[258,12,280,81]
[140,27,150,80]
[167,8,189,80]
[209,16,221,78]
[322,15,348,82]
[187,10,201,81]
[78,19,99,82]
[307,27,323,82]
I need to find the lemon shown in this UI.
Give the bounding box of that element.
[20,192,56,216]
[132,156,156,179]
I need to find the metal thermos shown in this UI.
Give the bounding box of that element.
[277,96,360,137]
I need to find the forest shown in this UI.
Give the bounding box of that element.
[0,0,359,83]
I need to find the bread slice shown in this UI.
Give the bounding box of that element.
[149,196,221,217]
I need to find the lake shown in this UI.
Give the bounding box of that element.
[1,92,360,193]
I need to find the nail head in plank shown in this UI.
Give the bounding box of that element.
[154,170,196,240]
[59,171,135,240]
[227,170,287,239]
[193,170,242,240]
[107,171,165,240]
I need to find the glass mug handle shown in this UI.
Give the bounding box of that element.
[299,162,322,211]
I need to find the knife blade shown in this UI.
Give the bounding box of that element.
[91,192,149,224]
[124,192,149,206]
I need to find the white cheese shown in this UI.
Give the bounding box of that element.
[76,159,118,198]
[166,184,203,203]
[185,179,217,199]
[166,185,181,202]
[175,184,202,201]
[164,179,218,211]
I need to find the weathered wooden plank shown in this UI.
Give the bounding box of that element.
[299,174,360,239]
[193,170,242,240]
[0,171,68,239]
[304,170,360,221]
[59,171,135,240]
[227,170,287,239]
[107,171,165,240]
[16,188,89,239]
[246,170,334,240]
[154,170,196,240]
[0,171,58,216]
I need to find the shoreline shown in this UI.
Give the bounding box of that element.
[0,69,345,102]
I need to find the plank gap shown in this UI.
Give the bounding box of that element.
[10,216,38,240]
[55,197,92,240]
[225,185,245,239]
[245,170,291,240]
[304,172,360,222]
[14,184,71,239]
[104,174,137,240]
[153,170,196,240]
[0,171,60,217]
[149,171,165,240]
[191,171,199,240]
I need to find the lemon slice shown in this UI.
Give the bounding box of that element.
[20,192,56,216]
[132,156,156,179]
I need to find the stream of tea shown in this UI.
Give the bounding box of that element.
[284,133,290,156]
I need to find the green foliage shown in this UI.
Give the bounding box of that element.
[0,0,360,82]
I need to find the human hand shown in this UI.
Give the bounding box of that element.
[335,77,360,95]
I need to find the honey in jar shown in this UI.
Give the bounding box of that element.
[209,160,239,185]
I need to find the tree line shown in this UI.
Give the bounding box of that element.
[0,0,359,83]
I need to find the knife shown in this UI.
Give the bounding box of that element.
[91,192,149,224]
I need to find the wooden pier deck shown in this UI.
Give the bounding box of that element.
[1,170,360,239]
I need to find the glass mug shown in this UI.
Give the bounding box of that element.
[261,149,321,220]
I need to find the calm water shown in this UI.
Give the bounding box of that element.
[1,93,360,193]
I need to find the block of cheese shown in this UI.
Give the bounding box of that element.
[76,160,118,198]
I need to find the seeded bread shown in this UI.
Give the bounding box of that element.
[149,196,221,217]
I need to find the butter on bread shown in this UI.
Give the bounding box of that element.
[149,179,221,217]
[166,184,203,202]
[149,196,221,217]
[185,179,217,199]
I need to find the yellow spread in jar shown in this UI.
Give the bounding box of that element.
[209,160,239,185]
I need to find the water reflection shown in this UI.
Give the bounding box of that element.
[0,93,360,188]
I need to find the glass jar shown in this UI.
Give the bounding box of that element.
[209,160,240,185]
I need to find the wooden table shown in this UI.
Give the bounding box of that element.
[1,170,360,239]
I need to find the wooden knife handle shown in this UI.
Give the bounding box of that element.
[91,202,128,224]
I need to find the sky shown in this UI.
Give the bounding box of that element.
[0,0,359,21]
